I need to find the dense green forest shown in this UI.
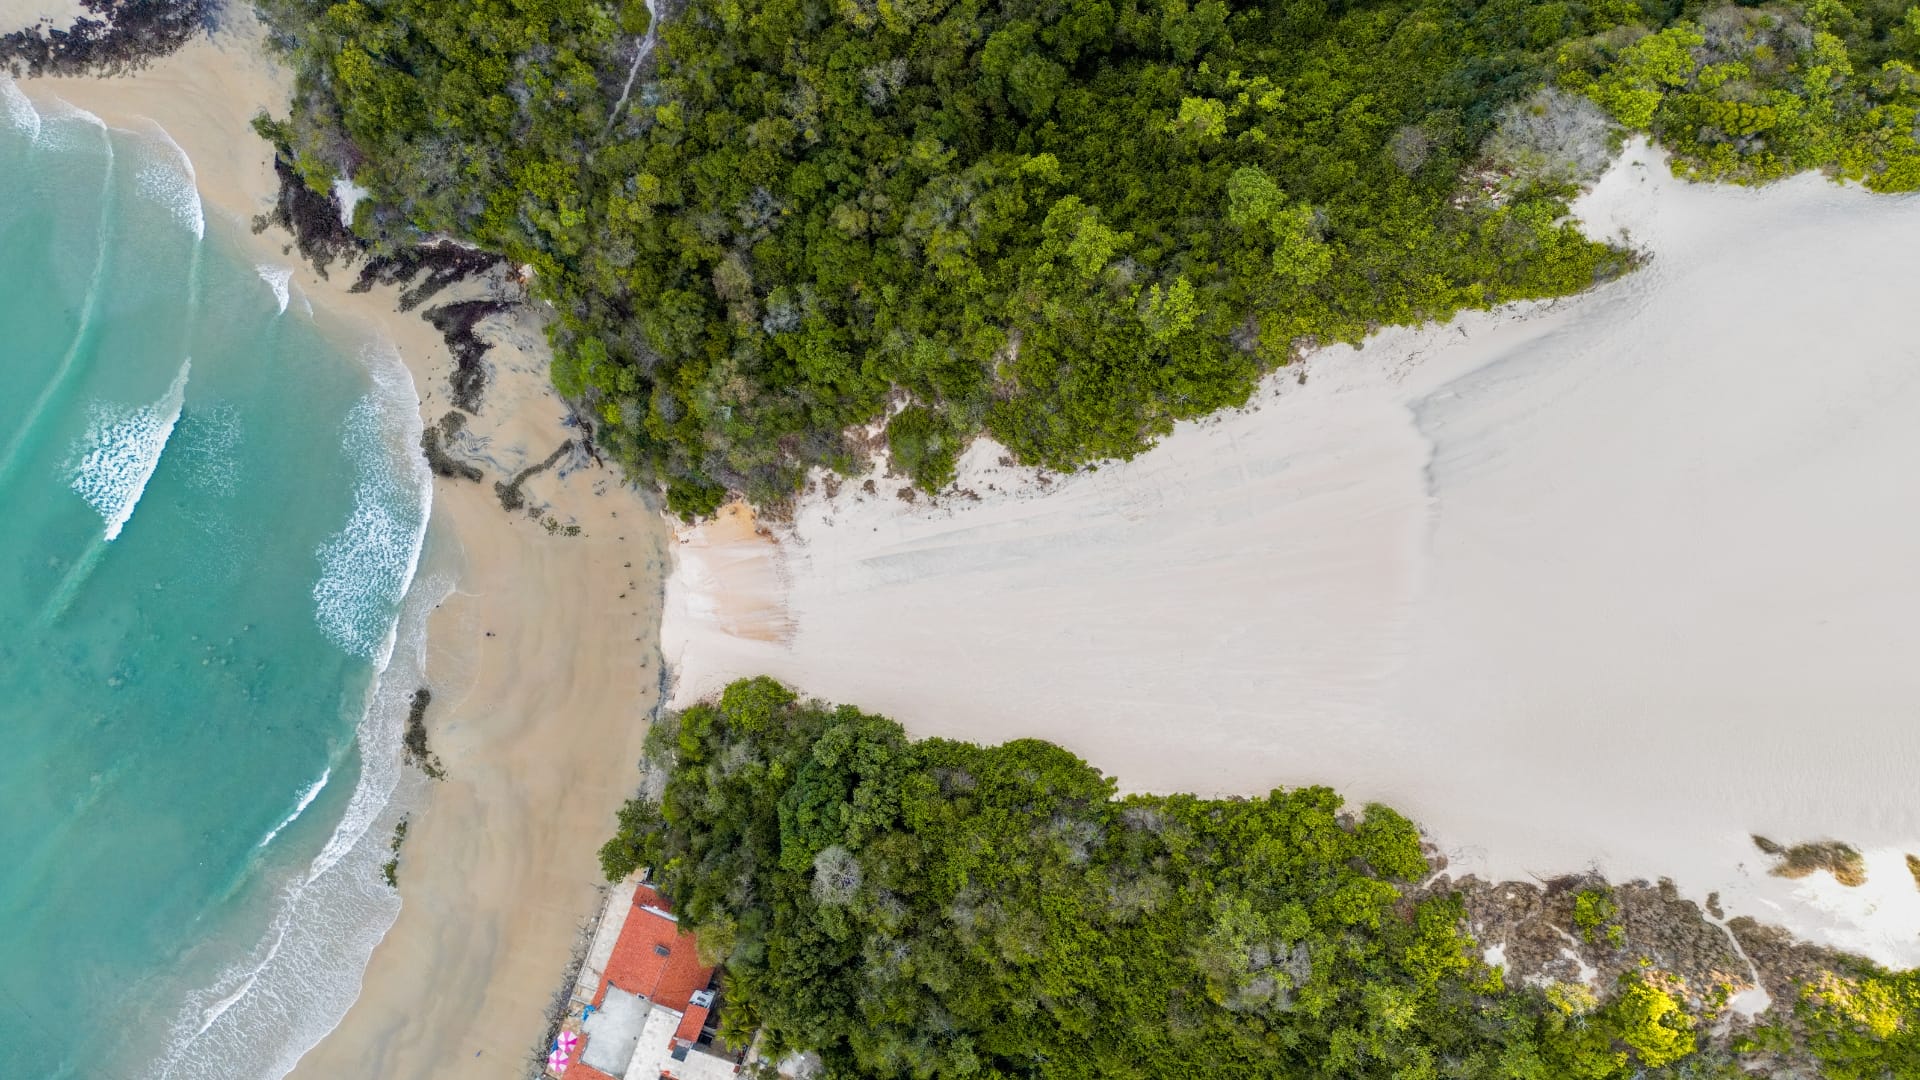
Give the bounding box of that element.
[601,678,1918,1078]
[251,0,1920,511]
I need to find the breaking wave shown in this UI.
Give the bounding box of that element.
[34,96,109,153]
[153,572,449,1080]
[256,767,332,851]
[151,344,437,1080]
[256,264,292,315]
[69,357,192,542]
[0,75,39,141]
[134,125,204,241]
[311,345,432,661]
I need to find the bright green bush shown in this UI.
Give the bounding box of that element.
[884,405,963,493]
[255,0,1649,508]
[1563,3,1920,190]
[1799,966,1920,1078]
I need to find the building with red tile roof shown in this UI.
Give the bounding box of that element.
[562,880,738,1080]
[671,997,710,1047]
[596,885,715,1014]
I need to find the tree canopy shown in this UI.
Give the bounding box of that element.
[602,678,1738,1078]
[255,0,1920,513]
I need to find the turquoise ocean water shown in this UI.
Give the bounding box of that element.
[1,82,437,1077]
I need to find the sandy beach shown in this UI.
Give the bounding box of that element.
[665,143,1920,969]
[21,14,667,1078]
[14,1,1920,1069]
[287,347,668,1080]
[0,0,83,31]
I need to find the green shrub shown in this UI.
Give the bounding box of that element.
[884,405,961,493]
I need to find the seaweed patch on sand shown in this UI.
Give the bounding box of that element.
[380,817,408,887]
[496,440,574,514]
[402,687,444,780]
[1753,836,1868,888]
[422,298,512,413]
[1,0,211,77]
[352,241,504,313]
[419,411,483,483]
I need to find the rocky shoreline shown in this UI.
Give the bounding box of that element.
[250,139,586,506]
[1431,865,1897,1073]
[1,0,211,77]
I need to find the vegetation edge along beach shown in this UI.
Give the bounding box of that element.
[243,0,1920,514]
[602,677,1920,1078]
[9,0,1920,1072]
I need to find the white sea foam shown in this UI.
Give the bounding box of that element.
[38,97,106,128]
[256,264,292,316]
[134,123,204,241]
[151,344,437,1080]
[69,357,191,542]
[153,573,449,1080]
[0,75,40,141]
[256,767,332,850]
[312,346,432,661]
[31,96,109,154]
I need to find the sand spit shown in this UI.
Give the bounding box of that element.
[24,16,669,1079]
[664,141,1920,969]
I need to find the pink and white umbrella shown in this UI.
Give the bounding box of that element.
[558,1031,579,1054]
[547,1048,569,1074]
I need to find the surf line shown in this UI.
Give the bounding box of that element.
[256,767,333,850]
[41,357,192,625]
[255,264,293,317]
[136,120,204,242]
[0,75,40,142]
[0,115,117,491]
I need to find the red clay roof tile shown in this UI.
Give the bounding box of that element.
[601,887,715,1014]
[672,1001,710,1045]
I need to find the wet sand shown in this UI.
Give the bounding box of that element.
[22,15,667,1078]
[288,364,668,1079]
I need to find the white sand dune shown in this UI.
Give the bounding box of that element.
[665,141,1920,968]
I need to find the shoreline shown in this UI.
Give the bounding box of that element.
[14,4,1915,1073]
[21,14,669,1079]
